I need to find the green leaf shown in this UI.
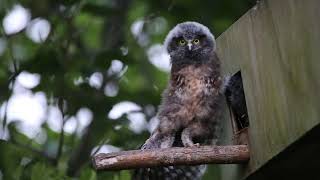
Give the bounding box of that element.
[31,162,70,180]
[79,168,97,180]
[31,162,51,180]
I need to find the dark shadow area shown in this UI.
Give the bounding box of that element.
[225,71,249,132]
[247,123,320,180]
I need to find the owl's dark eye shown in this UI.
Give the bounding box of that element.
[193,39,200,44]
[178,39,186,46]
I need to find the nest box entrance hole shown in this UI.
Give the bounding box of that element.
[225,71,250,145]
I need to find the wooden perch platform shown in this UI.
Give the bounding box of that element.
[92,145,249,171]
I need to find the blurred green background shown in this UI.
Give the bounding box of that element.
[0,0,254,179]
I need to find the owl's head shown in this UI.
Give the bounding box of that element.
[164,22,216,64]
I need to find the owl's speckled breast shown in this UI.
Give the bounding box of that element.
[168,64,222,123]
[173,65,220,98]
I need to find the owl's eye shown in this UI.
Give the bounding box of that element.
[193,39,200,44]
[178,39,186,46]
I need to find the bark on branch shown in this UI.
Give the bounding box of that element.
[92,145,249,171]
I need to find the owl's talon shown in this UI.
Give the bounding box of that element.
[189,143,200,147]
[183,142,200,148]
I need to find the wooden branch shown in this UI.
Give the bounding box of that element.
[92,145,249,171]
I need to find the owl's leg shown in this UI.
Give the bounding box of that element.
[159,134,175,148]
[181,127,198,147]
[141,130,162,150]
[182,121,213,147]
[157,116,179,148]
[141,129,176,149]
[142,116,178,149]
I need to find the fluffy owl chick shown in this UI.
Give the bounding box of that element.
[144,21,223,149]
[133,22,224,180]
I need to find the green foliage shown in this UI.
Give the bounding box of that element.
[31,162,69,180]
[79,168,97,180]
[0,0,254,179]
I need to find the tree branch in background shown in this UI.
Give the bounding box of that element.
[92,145,250,171]
[54,98,66,166]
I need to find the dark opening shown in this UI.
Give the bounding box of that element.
[225,71,249,132]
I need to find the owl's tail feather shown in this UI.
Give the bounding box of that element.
[132,131,207,180]
[132,165,206,180]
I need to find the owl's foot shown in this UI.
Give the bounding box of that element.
[183,141,200,147]
[182,128,201,147]
[160,135,175,148]
[193,143,200,147]
[187,143,200,147]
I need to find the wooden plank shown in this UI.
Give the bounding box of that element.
[216,0,320,179]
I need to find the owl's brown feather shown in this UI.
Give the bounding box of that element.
[154,52,223,148]
[140,53,223,151]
